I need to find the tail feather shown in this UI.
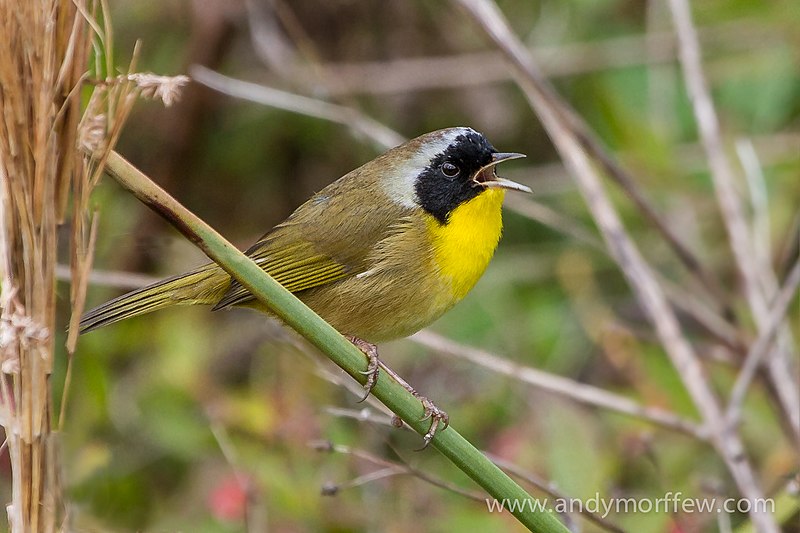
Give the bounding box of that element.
[79,264,230,334]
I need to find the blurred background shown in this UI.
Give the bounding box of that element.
[21,0,800,531]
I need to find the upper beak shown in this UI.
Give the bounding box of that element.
[491,152,526,164]
[475,152,531,193]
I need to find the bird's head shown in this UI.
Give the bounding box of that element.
[379,127,529,224]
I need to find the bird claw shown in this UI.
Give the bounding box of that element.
[345,336,448,448]
[346,335,380,403]
[416,395,449,450]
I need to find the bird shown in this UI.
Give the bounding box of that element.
[80,127,530,445]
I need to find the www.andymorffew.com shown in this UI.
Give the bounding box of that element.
[485,492,775,519]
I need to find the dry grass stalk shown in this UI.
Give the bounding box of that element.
[0,1,93,529]
[0,0,179,529]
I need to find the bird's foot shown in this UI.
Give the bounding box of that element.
[345,335,380,402]
[378,362,449,449]
[416,393,449,450]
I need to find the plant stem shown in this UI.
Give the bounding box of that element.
[101,150,569,533]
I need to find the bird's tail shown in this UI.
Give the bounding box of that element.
[79,263,230,334]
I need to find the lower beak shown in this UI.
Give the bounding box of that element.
[476,152,531,193]
[484,177,532,193]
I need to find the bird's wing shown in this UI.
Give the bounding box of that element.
[213,173,409,309]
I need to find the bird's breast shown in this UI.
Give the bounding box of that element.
[294,189,506,342]
[425,188,505,300]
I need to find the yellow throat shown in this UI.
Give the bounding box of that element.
[426,188,505,300]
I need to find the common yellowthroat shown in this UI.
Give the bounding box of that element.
[80,127,529,443]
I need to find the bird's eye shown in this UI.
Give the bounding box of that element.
[441,162,460,178]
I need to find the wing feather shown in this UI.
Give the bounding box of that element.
[212,244,351,309]
[213,165,413,310]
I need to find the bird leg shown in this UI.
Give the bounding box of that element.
[377,361,449,449]
[344,335,449,447]
[345,335,380,402]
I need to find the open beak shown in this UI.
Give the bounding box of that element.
[474,152,531,193]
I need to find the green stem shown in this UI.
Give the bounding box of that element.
[103,150,568,533]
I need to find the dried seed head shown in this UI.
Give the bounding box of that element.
[0,280,49,374]
[127,73,190,107]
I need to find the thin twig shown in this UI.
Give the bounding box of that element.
[504,195,605,251]
[323,406,398,428]
[283,21,786,95]
[734,140,799,438]
[55,263,159,290]
[189,65,404,151]
[726,258,800,426]
[209,420,266,533]
[506,195,743,351]
[310,356,394,415]
[667,0,800,441]
[244,0,297,78]
[309,440,486,501]
[502,132,799,198]
[328,467,404,493]
[657,277,743,352]
[411,331,707,440]
[736,139,772,299]
[451,1,777,530]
